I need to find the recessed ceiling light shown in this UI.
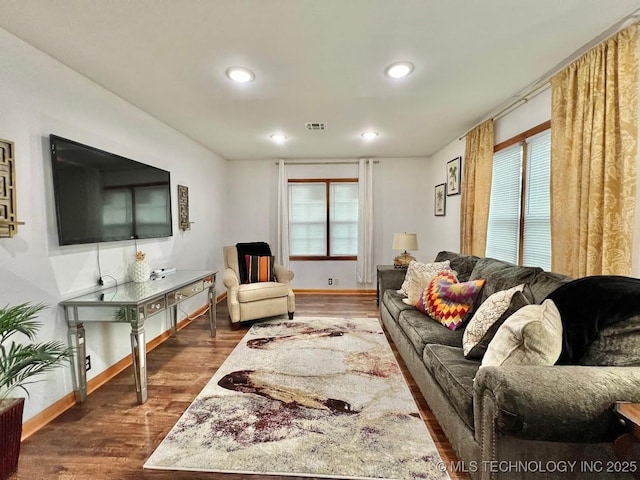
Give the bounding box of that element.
[225,67,255,83]
[385,61,414,79]
[361,131,379,140]
[270,134,287,143]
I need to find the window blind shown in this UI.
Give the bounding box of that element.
[522,130,552,269]
[289,183,326,255]
[486,144,523,264]
[329,182,358,255]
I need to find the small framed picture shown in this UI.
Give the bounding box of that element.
[434,183,446,216]
[446,156,461,196]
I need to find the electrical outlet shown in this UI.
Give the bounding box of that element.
[328,278,333,285]
[85,355,92,371]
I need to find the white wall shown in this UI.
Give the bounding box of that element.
[424,141,465,260]
[226,157,434,289]
[494,88,552,143]
[0,28,227,421]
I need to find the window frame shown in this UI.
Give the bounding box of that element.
[490,120,551,266]
[288,178,358,261]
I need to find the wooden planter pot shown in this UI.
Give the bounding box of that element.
[0,398,24,480]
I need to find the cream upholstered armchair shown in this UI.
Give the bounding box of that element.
[223,244,295,325]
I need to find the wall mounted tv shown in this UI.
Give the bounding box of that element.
[50,135,173,246]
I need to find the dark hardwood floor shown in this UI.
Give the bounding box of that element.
[13,294,468,480]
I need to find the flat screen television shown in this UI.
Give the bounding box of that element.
[50,135,173,246]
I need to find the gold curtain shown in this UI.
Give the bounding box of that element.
[550,25,638,277]
[460,119,494,256]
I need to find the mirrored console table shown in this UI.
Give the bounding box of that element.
[60,270,217,404]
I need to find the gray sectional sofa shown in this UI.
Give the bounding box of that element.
[379,251,640,480]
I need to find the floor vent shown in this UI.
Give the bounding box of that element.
[305,122,326,131]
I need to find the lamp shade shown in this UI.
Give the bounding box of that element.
[392,233,418,251]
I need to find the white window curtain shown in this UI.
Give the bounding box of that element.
[356,158,374,283]
[277,159,289,267]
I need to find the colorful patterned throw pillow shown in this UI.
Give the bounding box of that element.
[417,271,485,330]
[245,255,275,283]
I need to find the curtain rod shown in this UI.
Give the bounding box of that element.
[458,12,640,141]
[274,160,380,165]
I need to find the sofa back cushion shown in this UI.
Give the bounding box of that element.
[528,270,572,304]
[434,251,481,282]
[579,314,640,366]
[469,257,541,306]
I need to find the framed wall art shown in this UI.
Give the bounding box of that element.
[434,183,446,216]
[178,184,190,231]
[446,156,461,196]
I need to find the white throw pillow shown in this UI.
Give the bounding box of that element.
[481,299,563,367]
[399,260,451,305]
[463,284,525,358]
[397,260,450,296]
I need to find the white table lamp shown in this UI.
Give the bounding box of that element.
[392,233,418,268]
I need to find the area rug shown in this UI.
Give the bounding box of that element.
[144,317,450,480]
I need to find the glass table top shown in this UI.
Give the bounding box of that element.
[60,270,216,306]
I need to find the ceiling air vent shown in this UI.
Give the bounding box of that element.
[305,122,326,131]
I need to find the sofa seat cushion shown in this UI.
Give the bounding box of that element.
[399,310,464,356]
[237,282,289,303]
[422,344,480,431]
[382,290,415,319]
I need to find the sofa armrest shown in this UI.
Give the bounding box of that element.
[379,268,407,295]
[274,264,294,283]
[223,268,240,289]
[474,365,640,443]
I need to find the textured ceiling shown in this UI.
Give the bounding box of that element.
[1,0,639,160]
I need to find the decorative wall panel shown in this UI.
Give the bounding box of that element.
[178,184,190,231]
[0,139,23,238]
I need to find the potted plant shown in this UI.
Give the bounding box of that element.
[0,302,73,479]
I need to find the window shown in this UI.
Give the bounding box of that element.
[288,179,358,260]
[486,122,551,269]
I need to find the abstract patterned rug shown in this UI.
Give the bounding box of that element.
[144,317,450,480]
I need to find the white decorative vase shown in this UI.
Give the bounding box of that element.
[130,259,150,283]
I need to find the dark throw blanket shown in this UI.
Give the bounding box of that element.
[236,242,272,284]
[545,275,640,364]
